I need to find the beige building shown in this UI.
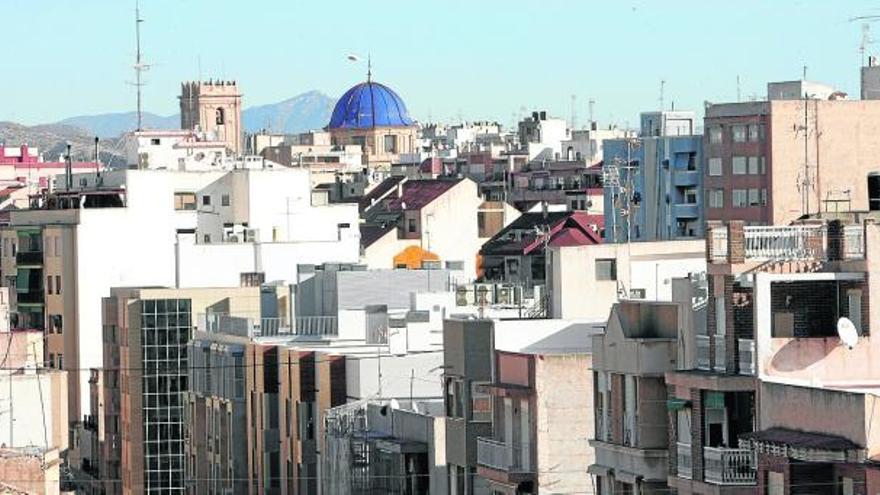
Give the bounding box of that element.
[99,285,266,494]
[705,90,880,227]
[180,80,243,156]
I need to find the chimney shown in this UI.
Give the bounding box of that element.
[532,111,539,121]
[540,111,547,120]
[65,143,73,190]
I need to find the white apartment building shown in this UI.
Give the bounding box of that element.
[0,166,359,426]
[518,111,569,160]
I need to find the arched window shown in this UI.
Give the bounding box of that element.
[215,108,225,125]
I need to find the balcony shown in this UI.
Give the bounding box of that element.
[738,339,755,375]
[709,224,865,264]
[16,291,44,305]
[703,446,756,485]
[744,226,826,261]
[696,335,711,370]
[16,251,43,266]
[673,170,700,187]
[476,437,531,474]
[595,408,610,442]
[677,442,692,479]
[674,203,700,219]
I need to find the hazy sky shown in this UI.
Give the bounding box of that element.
[2,0,878,127]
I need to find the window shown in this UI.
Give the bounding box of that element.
[732,189,748,207]
[767,472,784,495]
[505,258,520,277]
[57,353,63,370]
[748,124,760,142]
[747,156,766,175]
[46,275,53,295]
[709,126,723,144]
[840,476,854,495]
[215,108,225,125]
[54,237,61,258]
[732,124,747,143]
[732,156,747,175]
[709,189,724,209]
[55,275,61,295]
[51,315,63,334]
[383,135,397,153]
[407,218,416,233]
[221,194,230,207]
[596,259,617,281]
[444,378,465,418]
[683,187,698,204]
[470,383,491,422]
[49,353,55,368]
[748,189,761,207]
[203,234,211,243]
[173,193,196,211]
[708,158,722,176]
[202,195,211,206]
[761,189,768,205]
[687,152,697,171]
[150,138,161,146]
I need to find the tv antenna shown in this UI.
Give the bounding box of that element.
[131,0,152,131]
[659,79,666,111]
[570,94,577,130]
[850,15,880,66]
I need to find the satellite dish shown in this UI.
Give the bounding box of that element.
[837,317,859,349]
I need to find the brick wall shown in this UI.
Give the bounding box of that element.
[690,388,703,482]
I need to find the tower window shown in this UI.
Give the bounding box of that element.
[216,108,225,125]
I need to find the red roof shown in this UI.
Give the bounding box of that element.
[385,178,462,211]
[522,211,602,255]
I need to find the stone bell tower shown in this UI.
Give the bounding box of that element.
[180,80,243,155]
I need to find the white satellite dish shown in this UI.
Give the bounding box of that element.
[837,317,859,349]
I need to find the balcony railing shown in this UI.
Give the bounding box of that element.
[738,339,755,375]
[843,225,865,259]
[476,437,530,473]
[677,442,692,479]
[714,336,726,372]
[709,228,728,262]
[744,225,826,261]
[294,316,338,336]
[696,335,711,370]
[704,446,756,485]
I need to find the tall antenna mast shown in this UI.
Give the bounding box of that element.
[570,94,577,130]
[588,98,595,129]
[659,79,666,111]
[736,75,741,102]
[133,0,151,131]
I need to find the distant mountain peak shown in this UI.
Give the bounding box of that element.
[51,90,336,139]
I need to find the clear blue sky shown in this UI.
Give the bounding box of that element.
[2,0,878,127]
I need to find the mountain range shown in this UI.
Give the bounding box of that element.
[53,90,337,139]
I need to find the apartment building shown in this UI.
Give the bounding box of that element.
[99,286,268,494]
[590,299,689,495]
[704,80,880,227]
[0,166,358,438]
[604,111,704,242]
[443,317,603,495]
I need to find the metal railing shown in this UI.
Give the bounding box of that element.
[696,335,711,370]
[294,316,338,336]
[709,228,728,262]
[714,336,727,372]
[843,225,865,260]
[704,446,756,485]
[744,225,826,261]
[16,251,43,265]
[476,437,530,473]
[738,339,756,375]
[677,442,692,479]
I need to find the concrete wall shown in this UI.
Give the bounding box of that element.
[534,353,593,494]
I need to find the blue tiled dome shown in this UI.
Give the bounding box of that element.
[328,81,414,129]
